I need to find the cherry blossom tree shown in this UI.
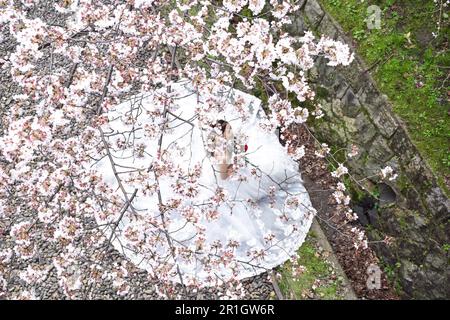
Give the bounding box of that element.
[0,0,397,299]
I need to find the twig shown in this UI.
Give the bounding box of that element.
[106,188,138,245]
[96,65,114,115]
[362,51,395,74]
[270,271,285,300]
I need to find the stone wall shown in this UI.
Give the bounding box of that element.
[288,0,449,299]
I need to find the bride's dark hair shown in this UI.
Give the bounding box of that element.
[215,119,229,134]
[208,120,230,158]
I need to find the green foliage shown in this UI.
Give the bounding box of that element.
[277,235,344,300]
[379,258,403,294]
[320,0,450,177]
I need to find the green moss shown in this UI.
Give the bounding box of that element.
[253,77,269,105]
[277,235,343,300]
[396,172,411,192]
[316,86,330,100]
[342,175,366,202]
[315,282,341,299]
[396,212,409,231]
[319,0,450,177]
[366,224,385,241]
[380,259,404,295]
[240,7,253,18]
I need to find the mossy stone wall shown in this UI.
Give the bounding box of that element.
[289,0,449,299]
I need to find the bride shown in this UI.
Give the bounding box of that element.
[92,80,316,285]
[208,120,237,180]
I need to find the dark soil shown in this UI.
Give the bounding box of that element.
[294,124,400,300]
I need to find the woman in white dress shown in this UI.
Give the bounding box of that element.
[92,81,316,285]
[209,120,236,180]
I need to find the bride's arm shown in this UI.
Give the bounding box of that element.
[217,149,233,180]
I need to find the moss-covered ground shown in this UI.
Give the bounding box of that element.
[276,231,347,299]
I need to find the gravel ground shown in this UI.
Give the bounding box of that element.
[0,1,276,300]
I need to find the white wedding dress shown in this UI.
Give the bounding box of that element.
[93,80,316,285]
